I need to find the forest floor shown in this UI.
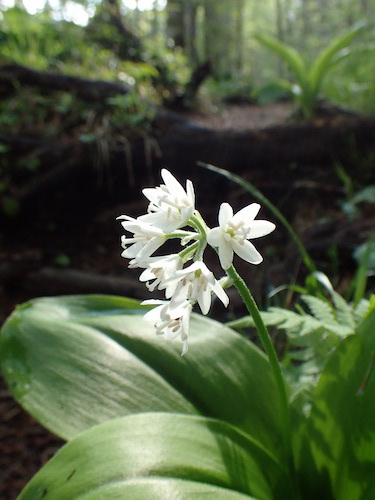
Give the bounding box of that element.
[183,101,293,130]
[0,101,372,499]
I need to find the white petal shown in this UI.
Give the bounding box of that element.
[142,187,159,203]
[181,339,188,356]
[121,236,137,245]
[176,261,201,275]
[210,281,229,307]
[181,304,192,334]
[207,227,224,247]
[197,262,215,283]
[143,303,165,321]
[137,237,165,260]
[218,202,233,228]
[142,299,165,305]
[218,241,234,270]
[171,282,189,304]
[139,268,156,282]
[117,214,135,221]
[232,239,263,265]
[248,220,276,239]
[232,203,260,224]
[164,282,179,299]
[121,243,141,258]
[161,169,186,199]
[197,288,211,315]
[186,179,195,206]
[167,298,190,318]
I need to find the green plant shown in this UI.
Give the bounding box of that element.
[228,290,373,409]
[1,169,375,499]
[255,23,365,117]
[1,292,374,499]
[107,91,156,131]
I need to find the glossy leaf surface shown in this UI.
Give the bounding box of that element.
[295,310,375,499]
[0,294,285,461]
[18,413,292,500]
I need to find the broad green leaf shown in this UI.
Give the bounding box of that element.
[294,309,375,499]
[0,295,285,461]
[18,413,293,500]
[254,34,307,88]
[77,479,255,500]
[0,296,197,439]
[309,23,365,94]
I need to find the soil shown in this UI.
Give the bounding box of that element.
[0,102,373,499]
[182,101,294,130]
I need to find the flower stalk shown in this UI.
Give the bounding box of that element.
[226,265,294,475]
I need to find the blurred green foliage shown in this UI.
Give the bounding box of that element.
[0,2,374,113]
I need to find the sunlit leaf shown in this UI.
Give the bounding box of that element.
[0,294,285,463]
[294,310,375,499]
[18,413,294,500]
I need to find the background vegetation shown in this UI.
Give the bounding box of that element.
[0,0,374,111]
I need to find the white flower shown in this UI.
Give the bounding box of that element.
[163,261,229,314]
[207,202,275,270]
[140,169,195,232]
[142,299,192,355]
[118,216,166,263]
[139,254,183,295]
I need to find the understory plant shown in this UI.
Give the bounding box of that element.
[255,23,365,117]
[0,169,374,499]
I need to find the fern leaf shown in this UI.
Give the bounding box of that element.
[301,295,336,324]
[299,316,323,337]
[323,322,353,338]
[288,347,316,362]
[353,298,371,323]
[260,310,288,326]
[268,307,304,331]
[331,291,355,330]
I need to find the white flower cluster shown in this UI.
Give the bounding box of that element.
[118,169,275,355]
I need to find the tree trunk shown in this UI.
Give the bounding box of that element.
[166,0,185,47]
[234,0,245,74]
[275,0,285,42]
[183,2,199,66]
[106,0,143,60]
[203,0,235,78]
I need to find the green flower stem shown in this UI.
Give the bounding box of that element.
[226,266,293,464]
[178,241,199,261]
[188,211,209,236]
[166,231,197,239]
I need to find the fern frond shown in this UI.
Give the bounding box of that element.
[331,291,356,329]
[267,308,304,331]
[353,298,371,323]
[228,290,369,412]
[301,295,336,324]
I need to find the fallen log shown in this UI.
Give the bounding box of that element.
[2,62,373,174]
[1,62,374,226]
[0,63,131,101]
[0,63,189,128]
[158,114,375,178]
